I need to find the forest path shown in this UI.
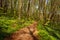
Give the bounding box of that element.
[4,21,39,40]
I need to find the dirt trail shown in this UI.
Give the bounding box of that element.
[4,21,39,40]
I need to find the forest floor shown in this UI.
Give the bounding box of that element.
[4,21,39,40]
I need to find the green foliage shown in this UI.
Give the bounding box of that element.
[37,23,59,40]
[0,18,17,33]
[46,21,60,39]
[38,30,57,40]
[0,17,34,33]
[0,17,34,40]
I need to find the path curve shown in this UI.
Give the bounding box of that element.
[4,21,39,40]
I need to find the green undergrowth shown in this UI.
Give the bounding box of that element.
[0,16,34,40]
[37,22,60,40]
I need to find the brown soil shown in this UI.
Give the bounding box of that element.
[4,21,39,40]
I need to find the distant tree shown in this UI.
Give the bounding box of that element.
[17,0,23,20]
